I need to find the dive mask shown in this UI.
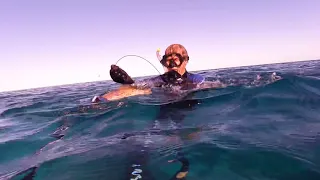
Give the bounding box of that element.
[160,53,189,68]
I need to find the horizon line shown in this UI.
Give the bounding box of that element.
[1,58,319,94]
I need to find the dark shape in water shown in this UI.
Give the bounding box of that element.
[110,65,135,84]
[169,156,189,180]
[11,166,38,180]
[122,99,197,180]
[50,133,64,139]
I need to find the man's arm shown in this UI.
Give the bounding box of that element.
[187,73,226,90]
[100,84,152,101]
[94,65,160,102]
[92,75,161,103]
[197,80,226,90]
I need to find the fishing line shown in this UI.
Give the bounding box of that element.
[115,55,162,75]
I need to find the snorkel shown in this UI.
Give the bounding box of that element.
[156,48,168,73]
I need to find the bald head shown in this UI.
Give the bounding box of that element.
[165,44,189,61]
[162,44,190,75]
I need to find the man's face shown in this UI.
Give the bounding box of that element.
[161,53,188,74]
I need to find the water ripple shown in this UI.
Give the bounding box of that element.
[1,60,320,179]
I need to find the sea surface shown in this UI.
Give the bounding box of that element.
[1,60,320,180]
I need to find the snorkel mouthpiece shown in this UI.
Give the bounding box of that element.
[168,60,178,68]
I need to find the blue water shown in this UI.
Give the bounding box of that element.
[1,60,320,180]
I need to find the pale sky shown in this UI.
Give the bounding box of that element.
[0,0,319,92]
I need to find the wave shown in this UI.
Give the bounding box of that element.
[1,60,320,179]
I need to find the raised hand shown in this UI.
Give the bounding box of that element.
[110,64,135,84]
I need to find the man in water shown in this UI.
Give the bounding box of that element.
[13,44,220,180]
[92,43,224,102]
[92,44,223,179]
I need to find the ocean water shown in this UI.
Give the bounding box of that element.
[1,60,320,180]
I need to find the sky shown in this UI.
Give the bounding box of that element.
[0,0,319,92]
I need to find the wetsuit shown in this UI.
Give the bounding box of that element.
[91,70,205,103]
[134,71,205,89]
[120,71,204,180]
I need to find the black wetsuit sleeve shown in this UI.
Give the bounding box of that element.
[132,76,164,89]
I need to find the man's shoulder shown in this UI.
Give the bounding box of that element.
[133,75,164,88]
[187,72,205,84]
[136,72,205,87]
